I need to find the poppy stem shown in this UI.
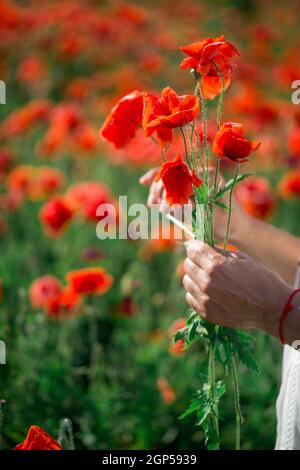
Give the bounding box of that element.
[208,343,220,448]
[231,356,243,450]
[189,122,205,175]
[198,83,210,193]
[212,61,226,198]
[180,126,192,169]
[224,164,240,250]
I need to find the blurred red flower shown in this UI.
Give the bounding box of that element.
[65,181,118,222]
[15,425,62,450]
[35,167,65,198]
[7,165,36,198]
[180,36,239,100]
[235,176,275,220]
[279,170,300,199]
[168,318,186,356]
[67,267,113,296]
[100,90,144,148]
[155,154,202,205]
[1,100,52,137]
[157,377,175,404]
[45,286,82,318]
[73,124,98,153]
[0,149,13,178]
[40,196,73,236]
[288,127,300,157]
[213,122,260,163]
[17,56,46,85]
[143,87,199,148]
[29,275,63,310]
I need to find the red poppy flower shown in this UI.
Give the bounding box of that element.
[67,267,113,296]
[17,56,46,85]
[0,149,13,177]
[180,36,239,99]
[168,318,186,356]
[100,90,144,148]
[157,377,175,404]
[180,36,239,74]
[65,181,118,223]
[155,154,202,205]
[15,425,62,450]
[29,275,62,310]
[7,165,36,197]
[73,124,98,152]
[235,176,275,220]
[143,87,199,148]
[279,171,300,199]
[40,196,73,236]
[288,127,300,157]
[36,167,65,198]
[45,286,82,318]
[2,99,52,137]
[213,122,261,163]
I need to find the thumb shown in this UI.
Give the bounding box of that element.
[139,168,158,185]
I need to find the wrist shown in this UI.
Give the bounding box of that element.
[279,291,300,346]
[262,282,294,340]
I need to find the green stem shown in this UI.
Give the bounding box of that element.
[208,344,220,448]
[212,61,225,197]
[231,357,243,450]
[180,127,192,169]
[224,164,239,250]
[187,124,200,176]
[189,122,205,175]
[198,83,209,192]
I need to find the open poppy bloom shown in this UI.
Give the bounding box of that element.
[15,425,62,450]
[100,90,144,148]
[155,154,202,205]
[143,87,199,148]
[213,121,260,163]
[40,196,73,236]
[67,267,113,296]
[180,36,239,99]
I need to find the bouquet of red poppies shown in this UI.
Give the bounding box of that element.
[101,36,260,450]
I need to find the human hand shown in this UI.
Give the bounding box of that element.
[183,240,292,337]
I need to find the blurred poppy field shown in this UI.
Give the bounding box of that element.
[1,0,300,450]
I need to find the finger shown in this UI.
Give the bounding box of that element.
[185,292,201,314]
[159,197,170,214]
[183,258,210,287]
[182,274,202,299]
[214,245,249,261]
[147,180,164,206]
[139,168,158,185]
[185,240,223,270]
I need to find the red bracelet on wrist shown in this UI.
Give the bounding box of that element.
[279,288,300,345]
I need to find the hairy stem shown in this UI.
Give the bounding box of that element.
[224,164,239,250]
[231,356,243,450]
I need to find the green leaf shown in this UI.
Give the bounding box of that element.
[214,173,254,201]
[215,200,229,210]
